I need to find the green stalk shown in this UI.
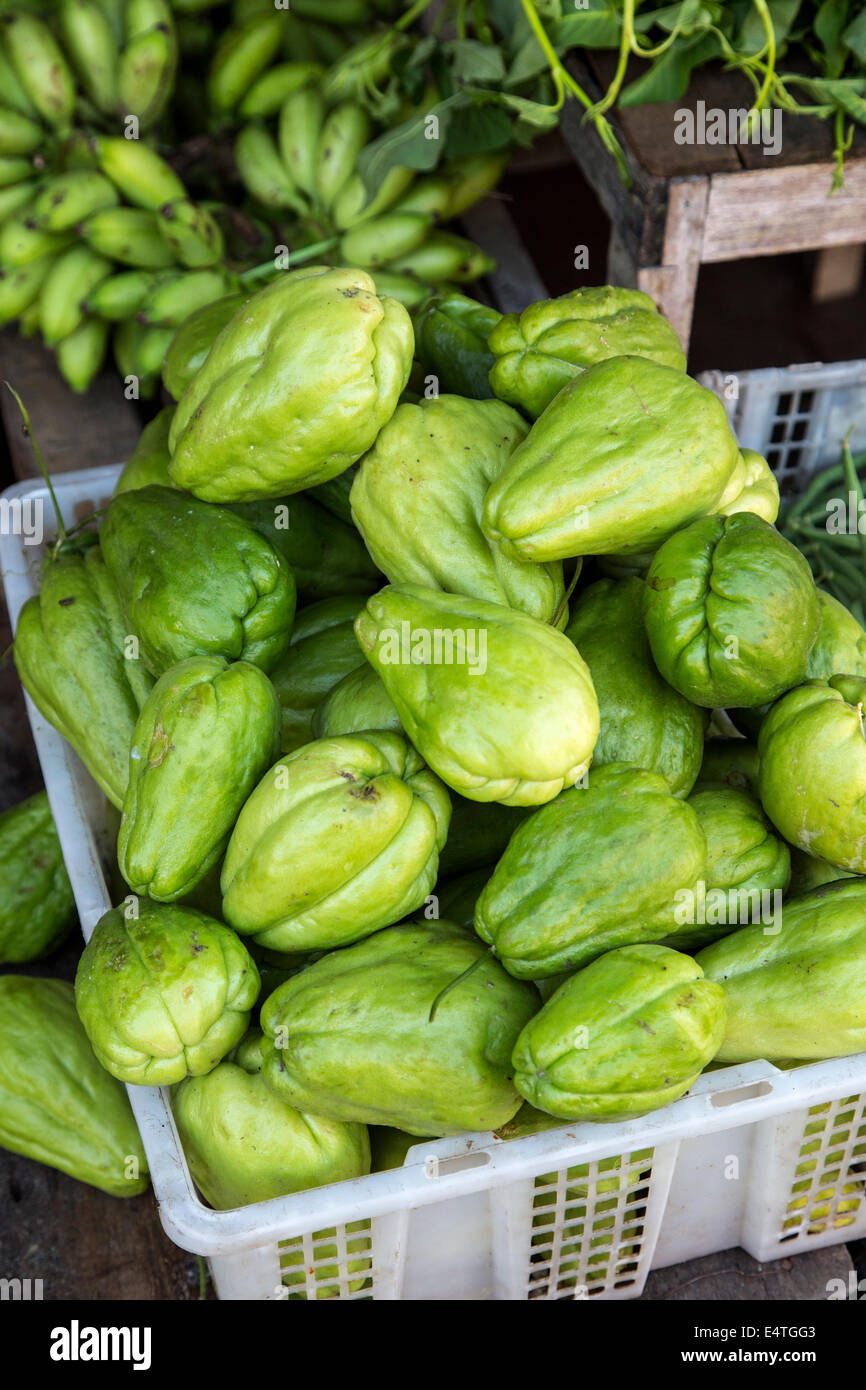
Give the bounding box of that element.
[4,383,66,548]
[238,236,341,286]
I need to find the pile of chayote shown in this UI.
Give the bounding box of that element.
[6,273,866,1224]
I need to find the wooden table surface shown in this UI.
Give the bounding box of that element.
[0,330,860,1303]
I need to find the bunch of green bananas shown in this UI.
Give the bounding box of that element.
[0,133,240,394]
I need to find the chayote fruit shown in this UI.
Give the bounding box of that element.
[714,448,779,524]
[14,544,155,810]
[488,286,686,419]
[259,920,538,1136]
[665,787,790,947]
[805,590,866,680]
[268,595,367,752]
[0,976,148,1196]
[788,849,854,895]
[355,584,600,806]
[113,405,176,495]
[221,731,451,952]
[757,676,866,872]
[693,738,760,796]
[118,656,281,902]
[350,394,565,624]
[168,266,413,501]
[475,763,707,978]
[437,794,529,877]
[643,513,819,708]
[311,662,403,741]
[101,484,296,676]
[173,1029,369,1209]
[482,356,739,562]
[229,492,381,604]
[162,291,248,402]
[75,901,260,1085]
[511,945,725,1120]
[413,290,499,399]
[0,791,75,963]
[565,577,705,797]
[697,879,866,1062]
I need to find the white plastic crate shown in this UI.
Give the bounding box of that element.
[3,463,866,1302]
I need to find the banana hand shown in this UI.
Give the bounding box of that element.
[94,135,186,211]
[339,212,430,269]
[234,122,305,213]
[33,172,119,232]
[388,230,495,284]
[278,83,325,199]
[315,101,370,213]
[332,164,414,231]
[239,61,323,120]
[207,13,282,116]
[79,207,177,268]
[137,266,235,326]
[83,267,177,319]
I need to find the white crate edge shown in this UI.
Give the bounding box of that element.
[4,466,866,1266]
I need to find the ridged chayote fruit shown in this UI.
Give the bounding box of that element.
[697,879,866,1062]
[75,901,260,1085]
[118,656,281,902]
[229,492,381,604]
[311,662,402,740]
[350,394,565,623]
[488,286,686,419]
[268,595,367,752]
[173,1028,369,1209]
[0,976,148,1196]
[259,920,539,1136]
[475,763,707,978]
[355,584,599,806]
[482,357,739,562]
[806,590,866,681]
[101,485,297,676]
[221,731,451,952]
[113,405,175,495]
[643,513,819,708]
[714,449,780,524]
[511,945,726,1120]
[565,577,705,796]
[0,791,75,963]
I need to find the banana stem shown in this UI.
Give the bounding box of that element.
[238,236,341,285]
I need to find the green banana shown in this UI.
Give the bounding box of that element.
[278,84,325,199]
[389,231,495,284]
[441,152,510,220]
[113,317,173,394]
[315,102,371,212]
[59,0,119,117]
[339,212,430,269]
[370,269,436,310]
[157,199,224,268]
[38,244,111,345]
[0,46,38,120]
[79,207,177,268]
[207,13,283,115]
[32,172,119,231]
[94,0,125,46]
[234,123,304,213]
[0,107,43,156]
[125,0,175,38]
[93,136,186,211]
[57,316,109,392]
[1,13,76,133]
[239,61,324,119]
[0,253,56,324]
[0,155,35,188]
[83,268,176,319]
[0,213,72,268]
[117,20,177,131]
[18,294,41,337]
[392,175,453,220]
[0,179,38,224]
[332,165,415,230]
[137,267,234,326]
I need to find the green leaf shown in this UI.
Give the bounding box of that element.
[446,38,507,86]
[736,0,803,53]
[551,2,622,49]
[815,0,851,78]
[444,101,515,159]
[619,31,721,106]
[843,7,866,64]
[496,90,562,129]
[356,94,466,191]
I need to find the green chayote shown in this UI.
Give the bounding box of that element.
[511,945,725,1120]
[168,266,413,501]
[350,394,565,623]
[758,676,866,872]
[118,656,281,901]
[268,596,367,752]
[75,901,260,1085]
[643,513,819,708]
[488,286,686,419]
[113,405,176,495]
[355,584,599,806]
[311,662,403,741]
[101,485,296,676]
[806,590,866,680]
[715,448,779,524]
[0,976,148,1196]
[482,357,739,562]
[230,493,381,604]
[221,731,451,952]
[14,544,154,809]
[475,763,707,978]
[565,577,705,796]
[0,791,75,964]
[259,920,538,1136]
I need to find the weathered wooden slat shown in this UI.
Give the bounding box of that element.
[701,160,866,263]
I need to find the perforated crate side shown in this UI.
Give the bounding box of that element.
[490,1143,679,1301]
[740,1091,866,1263]
[699,359,866,493]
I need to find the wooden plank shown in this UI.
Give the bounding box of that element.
[636,176,709,352]
[702,159,866,262]
[812,244,865,302]
[0,329,141,480]
[640,1242,854,1301]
